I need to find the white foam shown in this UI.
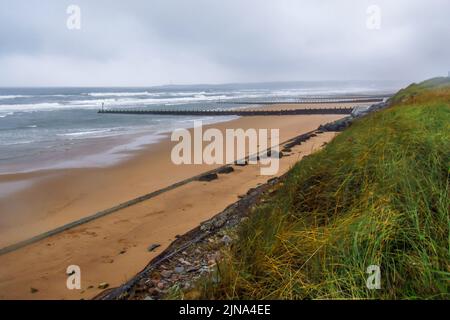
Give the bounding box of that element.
[0,102,62,113]
[87,91,156,97]
[57,129,113,137]
[85,91,210,98]
[0,95,29,100]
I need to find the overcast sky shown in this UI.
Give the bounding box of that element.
[0,0,449,86]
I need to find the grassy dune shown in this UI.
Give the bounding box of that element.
[199,78,450,299]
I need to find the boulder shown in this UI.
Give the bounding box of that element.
[161,270,173,278]
[174,266,185,274]
[198,173,219,182]
[217,166,234,174]
[98,282,109,289]
[234,160,248,166]
[147,243,161,252]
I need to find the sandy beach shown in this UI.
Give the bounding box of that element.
[0,103,348,299]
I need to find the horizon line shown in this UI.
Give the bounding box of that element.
[0,79,410,89]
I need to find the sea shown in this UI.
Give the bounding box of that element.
[0,81,404,174]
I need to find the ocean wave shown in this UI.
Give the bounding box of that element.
[58,129,114,137]
[0,95,30,100]
[0,112,15,118]
[86,91,157,97]
[85,91,210,98]
[0,102,64,113]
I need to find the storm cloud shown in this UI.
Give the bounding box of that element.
[0,0,449,86]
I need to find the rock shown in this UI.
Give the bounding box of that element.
[217,166,234,174]
[282,147,292,153]
[178,258,191,266]
[221,235,232,245]
[161,270,173,278]
[139,278,148,286]
[98,282,109,289]
[318,116,353,132]
[147,243,161,252]
[30,287,39,294]
[151,279,160,286]
[157,281,166,290]
[198,173,218,182]
[186,266,200,273]
[213,216,227,228]
[267,150,283,158]
[200,222,213,231]
[144,279,154,287]
[284,141,297,149]
[238,194,245,199]
[267,177,278,184]
[234,160,248,166]
[148,288,160,296]
[119,250,126,255]
[174,266,185,274]
[135,286,146,294]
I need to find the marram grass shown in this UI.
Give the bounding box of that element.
[198,79,450,300]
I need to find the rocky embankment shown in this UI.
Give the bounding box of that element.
[318,101,388,132]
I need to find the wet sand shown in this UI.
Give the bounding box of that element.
[0,104,347,299]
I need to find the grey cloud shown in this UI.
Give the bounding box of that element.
[0,0,449,86]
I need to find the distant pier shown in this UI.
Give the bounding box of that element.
[98,107,355,116]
